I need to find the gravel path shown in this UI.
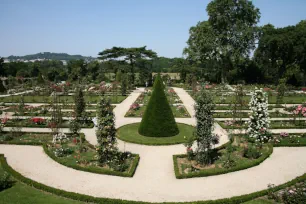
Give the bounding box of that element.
[1,87,306,202]
[1,145,306,202]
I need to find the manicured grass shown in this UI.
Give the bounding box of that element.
[218,120,306,129]
[214,105,282,110]
[4,119,94,128]
[117,123,195,145]
[0,162,83,204]
[13,111,96,117]
[213,112,293,118]
[213,95,306,104]
[0,95,127,104]
[243,198,277,204]
[0,132,53,144]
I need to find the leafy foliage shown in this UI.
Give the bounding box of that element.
[194,89,217,165]
[95,97,118,165]
[138,74,179,137]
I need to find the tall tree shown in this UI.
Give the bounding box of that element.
[74,87,86,121]
[255,21,306,85]
[184,0,260,83]
[98,46,157,84]
[0,57,4,76]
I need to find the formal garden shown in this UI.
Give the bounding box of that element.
[1,0,306,204]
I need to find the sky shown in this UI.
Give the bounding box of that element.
[0,0,306,58]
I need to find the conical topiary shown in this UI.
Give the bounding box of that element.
[138,74,179,137]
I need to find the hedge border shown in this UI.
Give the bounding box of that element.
[43,145,140,177]
[0,132,139,178]
[2,154,306,204]
[217,121,306,130]
[173,144,273,179]
[117,122,195,146]
[124,105,191,119]
[4,122,94,129]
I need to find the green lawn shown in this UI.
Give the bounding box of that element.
[0,95,127,104]
[243,198,278,204]
[213,112,293,118]
[218,120,306,129]
[117,123,195,145]
[213,95,306,104]
[4,119,94,128]
[0,162,84,204]
[0,132,53,144]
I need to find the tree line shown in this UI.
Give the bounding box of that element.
[1,0,305,86]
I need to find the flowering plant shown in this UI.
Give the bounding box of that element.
[293,105,306,117]
[247,88,270,144]
[280,132,289,137]
[30,117,45,125]
[130,103,140,111]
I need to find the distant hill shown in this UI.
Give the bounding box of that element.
[7,52,96,61]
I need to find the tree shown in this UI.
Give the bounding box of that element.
[0,80,6,93]
[98,46,157,84]
[116,70,122,82]
[195,89,216,165]
[121,73,128,96]
[255,21,306,85]
[184,0,260,83]
[69,118,82,150]
[276,78,287,105]
[37,72,45,85]
[247,88,270,146]
[0,57,5,76]
[74,87,86,121]
[138,74,179,137]
[96,97,118,165]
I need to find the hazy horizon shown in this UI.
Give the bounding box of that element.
[1,0,306,58]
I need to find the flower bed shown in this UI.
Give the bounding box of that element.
[218,120,306,129]
[4,119,94,128]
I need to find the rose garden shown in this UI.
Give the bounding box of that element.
[1,1,306,204]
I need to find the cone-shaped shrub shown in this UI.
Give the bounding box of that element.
[138,74,179,137]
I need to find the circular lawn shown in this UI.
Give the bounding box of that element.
[117,123,195,145]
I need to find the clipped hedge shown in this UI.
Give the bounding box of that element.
[138,74,179,137]
[43,145,140,177]
[173,144,273,179]
[0,132,139,177]
[4,121,94,129]
[1,153,306,204]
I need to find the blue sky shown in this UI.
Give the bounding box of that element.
[0,0,305,58]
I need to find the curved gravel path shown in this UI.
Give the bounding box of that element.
[1,87,306,202]
[1,145,306,202]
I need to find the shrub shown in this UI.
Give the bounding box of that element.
[138,74,179,137]
[244,145,261,159]
[54,147,74,157]
[0,172,12,191]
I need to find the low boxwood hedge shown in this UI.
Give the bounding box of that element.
[43,145,140,177]
[1,154,306,204]
[0,132,139,178]
[173,144,273,179]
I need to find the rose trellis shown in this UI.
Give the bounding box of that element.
[247,88,270,144]
[95,97,118,165]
